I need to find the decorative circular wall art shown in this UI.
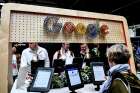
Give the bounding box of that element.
[63,22,76,34]
[86,24,98,39]
[100,24,109,38]
[76,23,86,35]
[44,16,62,33]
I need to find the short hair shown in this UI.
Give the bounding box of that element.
[80,43,88,47]
[106,44,131,64]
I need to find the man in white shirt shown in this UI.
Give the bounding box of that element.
[20,43,50,68]
[80,43,90,59]
[53,43,74,65]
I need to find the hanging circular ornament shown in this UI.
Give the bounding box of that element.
[86,24,98,39]
[100,24,109,38]
[44,16,62,33]
[76,23,86,35]
[63,22,76,34]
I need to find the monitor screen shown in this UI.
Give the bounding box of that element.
[90,62,106,85]
[28,67,54,92]
[65,64,84,91]
[33,70,51,88]
[68,68,81,86]
[92,66,106,81]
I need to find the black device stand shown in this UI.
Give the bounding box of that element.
[70,90,77,93]
[65,64,84,93]
[28,67,54,93]
[53,59,65,74]
[95,84,100,91]
[31,60,45,76]
[72,57,83,69]
[90,62,105,91]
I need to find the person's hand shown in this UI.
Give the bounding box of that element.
[24,72,33,87]
[25,72,33,80]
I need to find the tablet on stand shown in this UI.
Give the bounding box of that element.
[27,67,54,93]
[90,62,106,91]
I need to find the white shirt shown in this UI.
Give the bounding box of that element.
[53,48,74,65]
[12,54,18,76]
[20,46,50,68]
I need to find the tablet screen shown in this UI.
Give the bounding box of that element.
[68,68,81,86]
[33,70,51,88]
[93,66,106,81]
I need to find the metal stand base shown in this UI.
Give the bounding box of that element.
[70,90,77,93]
[95,85,100,91]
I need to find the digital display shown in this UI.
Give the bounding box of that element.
[68,68,81,86]
[93,66,106,81]
[33,70,51,88]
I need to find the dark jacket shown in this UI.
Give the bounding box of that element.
[110,79,128,93]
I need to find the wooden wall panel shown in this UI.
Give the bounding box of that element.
[9,12,125,43]
[0,3,135,93]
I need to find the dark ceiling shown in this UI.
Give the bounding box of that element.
[3,0,140,25]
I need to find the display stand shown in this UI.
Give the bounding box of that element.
[90,62,106,91]
[0,3,136,93]
[65,64,84,93]
[27,67,54,93]
[70,90,77,93]
[95,85,100,91]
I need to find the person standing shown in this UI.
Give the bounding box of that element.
[79,43,90,59]
[100,44,131,93]
[11,46,18,81]
[20,43,50,68]
[53,43,74,65]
